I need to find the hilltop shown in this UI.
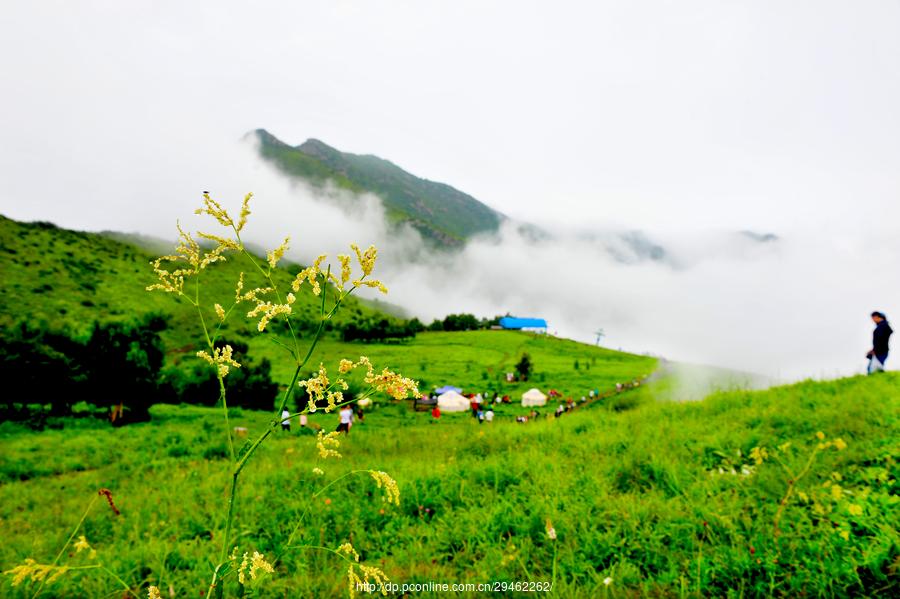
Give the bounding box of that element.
[0,215,387,350]
[252,129,503,246]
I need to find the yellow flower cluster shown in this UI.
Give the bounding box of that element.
[237,550,274,585]
[298,363,348,412]
[312,467,324,476]
[288,243,388,300]
[250,551,275,580]
[3,559,70,587]
[545,520,557,541]
[337,542,359,562]
[316,431,342,459]
[147,212,238,295]
[339,542,391,599]
[341,356,419,400]
[197,345,242,378]
[73,534,97,560]
[349,244,388,294]
[234,272,245,301]
[196,231,240,252]
[237,192,252,233]
[246,293,294,332]
[267,236,290,269]
[348,564,391,598]
[364,367,419,401]
[353,279,388,294]
[195,192,234,228]
[291,255,327,296]
[815,431,848,452]
[146,225,204,295]
[369,471,401,506]
[214,303,226,322]
[148,586,162,599]
[749,446,768,465]
[351,244,377,276]
[338,254,352,285]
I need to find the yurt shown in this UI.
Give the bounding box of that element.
[437,390,470,412]
[521,388,548,407]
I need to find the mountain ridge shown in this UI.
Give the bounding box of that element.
[251,129,503,247]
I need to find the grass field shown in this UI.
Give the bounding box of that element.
[248,330,656,399]
[2,371,898,597]
[3,214,898,597]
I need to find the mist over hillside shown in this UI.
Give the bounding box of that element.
[5,129,890,381]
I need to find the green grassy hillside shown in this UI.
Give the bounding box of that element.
[254,129,503,246]
[252,330,654,399]
[2,372,897,597]
[0,215,383,342]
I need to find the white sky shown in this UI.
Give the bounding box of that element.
[1,1,898,380]
[2,1,899,231]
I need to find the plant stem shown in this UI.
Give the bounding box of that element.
[99,566,141,598]
[773,445,820,538]
[33,495,100,599]
[283,544,357,566]
[193,271,236,464]
[218,375,236,463]
[284,470,372,550]
[208,470,240,597]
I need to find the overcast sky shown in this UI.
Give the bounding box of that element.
[1,1,898,380]
[3,1,898,231]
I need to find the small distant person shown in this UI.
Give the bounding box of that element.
[431,405,441,422]
[299,413,308,428]
[337,405,353,434]
[867,311,893,374]
[485,409,494,423]
[355,406,365,424]
[281,409,291,432]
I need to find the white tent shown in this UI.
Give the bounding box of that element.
[437,390,470,412]
[521,388,547,407]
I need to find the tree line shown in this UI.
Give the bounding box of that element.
[0,314,277,425]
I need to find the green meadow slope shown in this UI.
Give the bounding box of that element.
[0,215,385,344]
[1,373,897,597]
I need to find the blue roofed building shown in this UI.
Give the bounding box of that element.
[498,317,548,332]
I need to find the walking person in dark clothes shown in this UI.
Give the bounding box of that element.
[867,311,893,374]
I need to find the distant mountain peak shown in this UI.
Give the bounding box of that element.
[251,129,503,247]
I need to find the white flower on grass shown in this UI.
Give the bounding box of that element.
[603,576,613,586]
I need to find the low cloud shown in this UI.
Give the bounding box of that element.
[5,134,896,382]
[204,139,897,382]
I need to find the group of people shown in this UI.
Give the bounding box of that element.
[277,312,891,436]
[429,403,495,423]
[279,404,365,435]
